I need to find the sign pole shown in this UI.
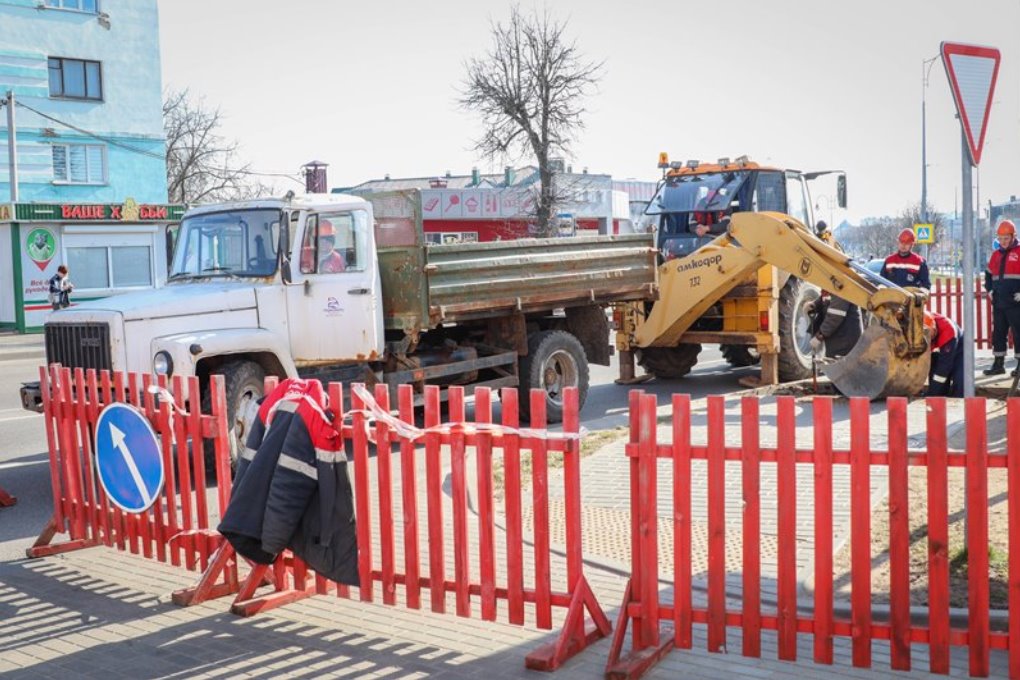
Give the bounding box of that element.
[961,130,975,398]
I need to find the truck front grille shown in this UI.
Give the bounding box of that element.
[45,322,112,373]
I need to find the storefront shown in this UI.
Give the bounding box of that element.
[1,200,183,333]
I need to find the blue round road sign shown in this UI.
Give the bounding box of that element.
[95,403,164,513]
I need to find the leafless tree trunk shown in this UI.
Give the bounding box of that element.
[163,89,276,204]
[459,6,602,236]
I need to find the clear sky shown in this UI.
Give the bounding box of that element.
[157,0,1020,224]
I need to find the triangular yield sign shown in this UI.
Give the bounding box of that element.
[941,42,1001,166]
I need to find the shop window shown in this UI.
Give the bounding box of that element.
[44,0,98,11]
[48,57,103,100]
[52,144,106,184]
[67,245,152,290]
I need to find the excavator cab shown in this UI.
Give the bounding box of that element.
[648,167,754,261]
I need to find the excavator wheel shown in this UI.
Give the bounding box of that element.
[777,278,821,382]
[638,344,701,379]
[721,344,761,367]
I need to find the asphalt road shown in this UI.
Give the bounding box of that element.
[0,345,753,562]
[0,356,53,562]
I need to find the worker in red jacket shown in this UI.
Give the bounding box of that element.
[880,228,931,289]
[983,220,1020,376]
[924,311,964,397]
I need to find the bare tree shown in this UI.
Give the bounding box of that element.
[842,217,898,260]
[163,89,277,204]
[460,6,602,236]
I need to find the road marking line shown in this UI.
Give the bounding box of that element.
[0,460,47,470]
[0,414,40,423]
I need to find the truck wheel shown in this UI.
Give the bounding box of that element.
[202,360,265,472]
[721,344,760,367]
[519,330,589,424]
[637,344,701,379]
[777,278,820,382]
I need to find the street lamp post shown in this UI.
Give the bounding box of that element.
[921,56,938,225]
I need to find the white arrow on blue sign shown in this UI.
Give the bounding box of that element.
[95,403,164,513]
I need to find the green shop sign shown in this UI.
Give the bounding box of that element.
[13,199,184,222]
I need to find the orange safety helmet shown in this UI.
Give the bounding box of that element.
[898,228,915,244]
[997,220,1016,237]
[319,218,336,238]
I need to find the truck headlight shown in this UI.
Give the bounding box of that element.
[153,351,173,376]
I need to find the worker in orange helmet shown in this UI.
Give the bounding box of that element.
[317,219,346,273]
[983,219,1020,376]
[924,311,964,397]
[880,228,931,289]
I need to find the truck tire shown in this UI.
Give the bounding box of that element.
[777,278,821,382]
[202,360,265,472]
[637,344,701,379]
[721,344,760,367]
[519,330,589,424]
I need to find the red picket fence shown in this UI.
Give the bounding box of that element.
[174,380,609,672]
[29,365,237,590]
[607,391,1019,679]
[928,277,1013,350]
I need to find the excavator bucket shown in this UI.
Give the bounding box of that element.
[822,324,930,399]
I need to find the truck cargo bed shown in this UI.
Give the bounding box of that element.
[367,191,657,334]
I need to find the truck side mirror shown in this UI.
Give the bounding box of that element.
[837,175,847,208]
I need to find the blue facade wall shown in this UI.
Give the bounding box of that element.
[0,0,167,203]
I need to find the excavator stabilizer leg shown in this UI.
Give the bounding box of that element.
[822,324,930,399]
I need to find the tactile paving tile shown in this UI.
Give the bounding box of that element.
[522,499,783,576]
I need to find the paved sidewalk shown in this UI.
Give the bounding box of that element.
[0,543,1008,679]
[0,375,1013,678]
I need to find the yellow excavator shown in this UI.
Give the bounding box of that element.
[615,210,931,398]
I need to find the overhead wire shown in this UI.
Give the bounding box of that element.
[14,99,166,160]
[10,99,304,185]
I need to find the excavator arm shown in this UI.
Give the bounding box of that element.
[631,211,930,398]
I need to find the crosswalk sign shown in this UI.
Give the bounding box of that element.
[914,223,934,244]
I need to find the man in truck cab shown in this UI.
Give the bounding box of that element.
[880,228,931,289]
[317,219,346,273]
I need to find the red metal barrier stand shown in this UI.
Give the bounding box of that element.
[525,387,610,671]
[926,399,951,673]
[849,397,872,668]
[966,398,990,677]
[605,391,673,679]
[1007,399,1020,679]
[812,397,834,666]
[27,366,101,558]
[741,396,761,658]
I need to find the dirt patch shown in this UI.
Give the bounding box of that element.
[830,401,1010,608]
[491,426,627,499]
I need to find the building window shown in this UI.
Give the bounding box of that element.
[52,144,106,184]
[67,245,152,290]
[48,57,103,100]
[44,0,98,12]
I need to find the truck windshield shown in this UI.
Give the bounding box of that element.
[645,171,750,215]
[170,209,282,279]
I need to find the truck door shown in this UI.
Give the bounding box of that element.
[286,210,384,363]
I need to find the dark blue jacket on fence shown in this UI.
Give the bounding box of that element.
[218,378,358,585]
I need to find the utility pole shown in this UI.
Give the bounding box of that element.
[5,90,17,202]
